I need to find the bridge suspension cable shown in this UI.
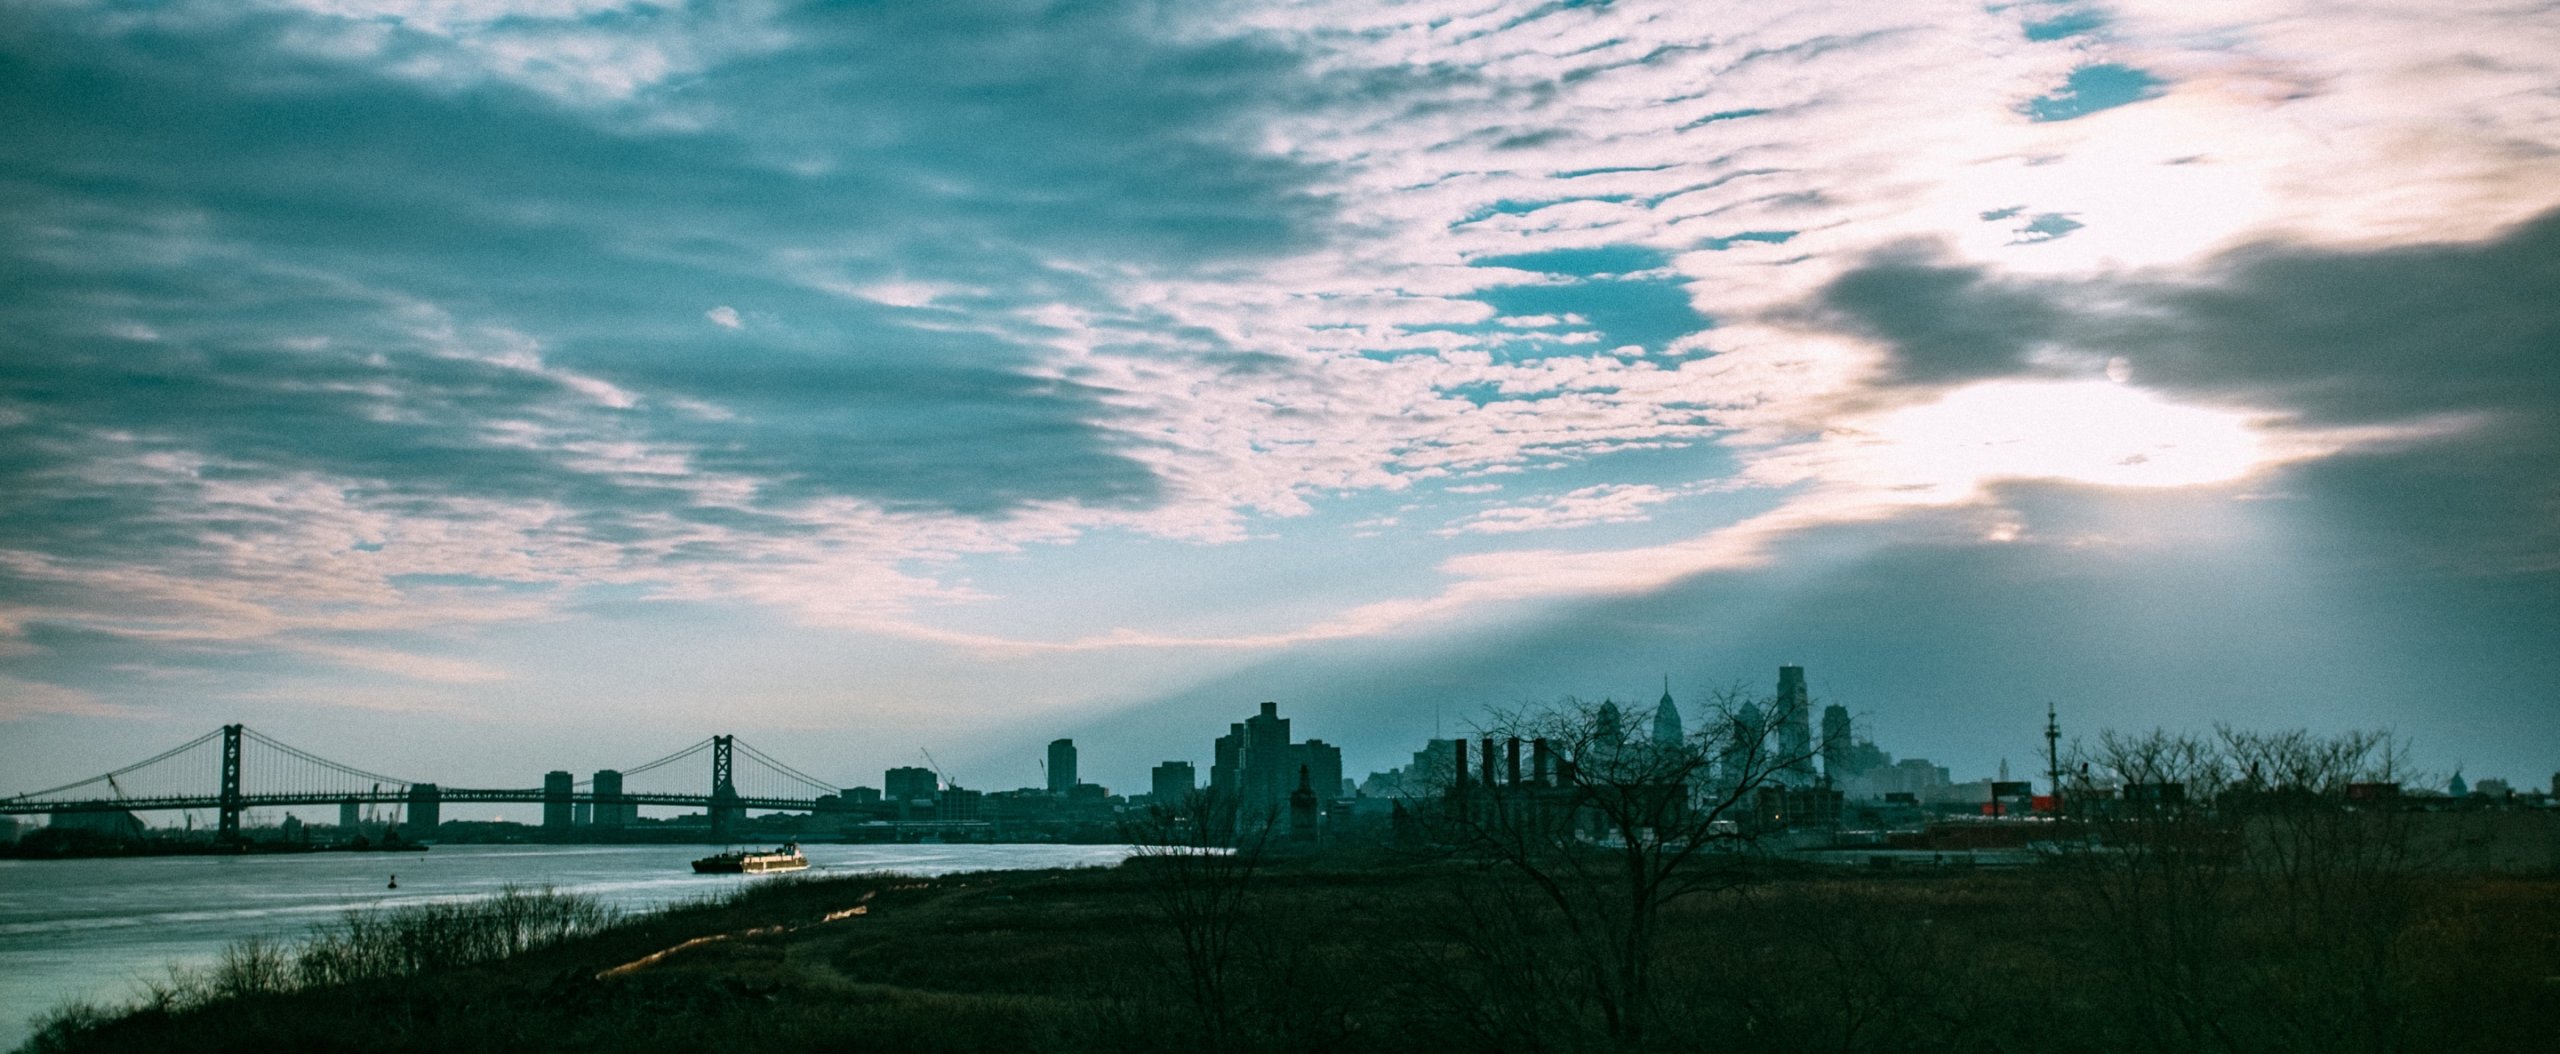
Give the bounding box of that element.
[4,728,223,802]
[615,737,716,779]
[733,738,841,796]
[240,728,415,789]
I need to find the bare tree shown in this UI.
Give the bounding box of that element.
[1423,684,1828,1047]
[2217,726,2426,1054]
[1118,787,1279,1045]
[2058,726,2429,1054]
[2057,729,2243,1054]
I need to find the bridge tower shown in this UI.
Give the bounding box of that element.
[404,784,441,841]
[710,735,740,838]
[542,770,574,830]
[217,723,244,843]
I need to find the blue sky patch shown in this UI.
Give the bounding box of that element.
[2022,64,2164,122]
[1701,230,1798,251]
[1681,107,1769,130]
[2010,212,2085,243]
[1472,277,1709,355]
[1555,164,1672,179]
[1458,195,1634,224]
[2023,8,2107,42]
[1476,244,1669,277]
[1466,246,1707,354]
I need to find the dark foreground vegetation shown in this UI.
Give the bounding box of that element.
[23,852,2558,1054]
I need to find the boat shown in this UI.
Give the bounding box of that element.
[690,842,809,874]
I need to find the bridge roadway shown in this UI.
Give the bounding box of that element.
[0,791,833,816]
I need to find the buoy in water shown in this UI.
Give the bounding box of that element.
[387,875,398,889]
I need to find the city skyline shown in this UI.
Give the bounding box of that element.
[6,666,2534,835]
[4,1,2557,798]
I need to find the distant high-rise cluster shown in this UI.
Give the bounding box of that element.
[1790,685,1959,803]
[817,666,1992,838]
[1359,739,1459,798]
[1211,701,1342,815]
[1711,665,1941,799]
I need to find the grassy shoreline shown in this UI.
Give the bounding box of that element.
[24,854,2560,1053]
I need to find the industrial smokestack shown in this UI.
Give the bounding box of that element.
[1506,737,1522,786]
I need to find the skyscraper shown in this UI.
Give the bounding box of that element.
[1776,665,1816,784]
[1722,696,1766,786]
[884,766,939,805]
[1291,739,1343,803]
[1245,702,1290,807]
[1652,678,1683,748]
[1211,721,1243,797]
[1047,738,1078,795]
[1151,761,1196,804]
[1820,704,1853,783]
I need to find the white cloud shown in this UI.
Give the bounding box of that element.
[1441,483,1692,536]
[0,675,137,721]
[253,0,789,107]
[901,0,2558,645]
[847,280,971,309]
[14,0,2556,671]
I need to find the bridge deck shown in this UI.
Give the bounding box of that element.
[2,791,832,815]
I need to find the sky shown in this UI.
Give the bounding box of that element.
[3,0,2556,805]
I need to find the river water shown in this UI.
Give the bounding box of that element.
[0,842,1138,1051]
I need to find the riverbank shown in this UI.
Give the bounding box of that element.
[0,842,1139,1052]
[22,854,2560,1054]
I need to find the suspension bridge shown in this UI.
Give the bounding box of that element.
[0,725,851,841]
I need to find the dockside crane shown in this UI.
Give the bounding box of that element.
[919,748,955,791]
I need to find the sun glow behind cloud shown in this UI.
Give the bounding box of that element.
[1848,380,2271,497]
[1217,379,2331,651]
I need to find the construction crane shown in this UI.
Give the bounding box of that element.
[102,773,158,833]
[919,748,954,791]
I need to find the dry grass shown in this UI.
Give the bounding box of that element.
[23,860,2560,1054]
